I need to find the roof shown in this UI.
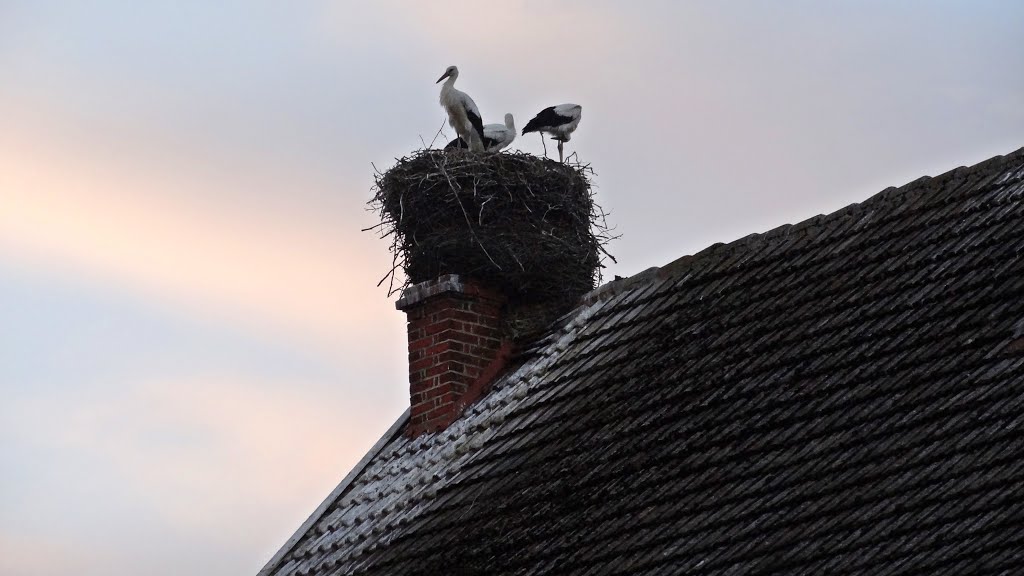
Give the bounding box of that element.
[261,146,1024,576]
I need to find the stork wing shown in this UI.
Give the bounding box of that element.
[445,137,468,150]
[482,123,504,139]
[522,106,563,134]
[483,124,513,151]
[457,93,486,142]
[465,108,485,142]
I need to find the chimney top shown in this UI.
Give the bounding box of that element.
[395,274,469,310]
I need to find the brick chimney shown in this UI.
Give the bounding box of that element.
[396,275,513,437]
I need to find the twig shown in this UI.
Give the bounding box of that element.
[440,161,502,271]
[366,149,615,305]
[428,119,447,149]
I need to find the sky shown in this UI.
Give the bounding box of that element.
[1,1,1022,574]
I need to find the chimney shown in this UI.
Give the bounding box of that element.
[396,275,513,437]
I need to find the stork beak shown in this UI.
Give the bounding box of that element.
[436,71,450,84]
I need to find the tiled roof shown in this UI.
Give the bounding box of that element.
[261,147,1024,576]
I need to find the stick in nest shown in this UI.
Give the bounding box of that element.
[367,149,617,326]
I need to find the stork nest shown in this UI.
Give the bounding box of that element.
[367,149,616,338]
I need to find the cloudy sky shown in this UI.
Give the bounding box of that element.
[1,1,1022,574]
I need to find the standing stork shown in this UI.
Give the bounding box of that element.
[444,113,516,153]
[436,65,486,152]
[521,104,582,162]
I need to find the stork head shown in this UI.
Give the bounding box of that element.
[436,65,458,84]
[504,113,515,131]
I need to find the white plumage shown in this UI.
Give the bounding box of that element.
[483,113,516,152]
[445,113,516,153]
[521,103,583,162]
[436,65,486,152]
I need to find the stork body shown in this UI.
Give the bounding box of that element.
[444,137,467,150]
[445,113,516,152]
[521,103,582,162]
[437,66,485,152]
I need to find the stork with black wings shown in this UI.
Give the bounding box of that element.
[437,65,486,152]
[522,103,582,162]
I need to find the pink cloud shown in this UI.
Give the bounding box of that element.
[0,115,404,357]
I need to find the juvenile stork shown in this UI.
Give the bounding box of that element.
[444,113,516,153]
[436,65,486,152]
[521,104,582,162]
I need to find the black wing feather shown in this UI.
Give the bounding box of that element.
[465,108,486,142]
[445,137,468,150]
[522,106,570,135]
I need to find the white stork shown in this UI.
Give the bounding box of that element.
[446,113,516,152]
[436,65,486,152]
[521,103,582,162]
[484,113,516,152]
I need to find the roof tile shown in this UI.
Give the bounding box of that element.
[261,148,1024,576]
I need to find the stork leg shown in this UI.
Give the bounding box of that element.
[558,141,564,163]
[539,134,547,157]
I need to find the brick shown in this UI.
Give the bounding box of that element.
[408,335,434,352]
[439,372,472,386]
[437,350,476,366]
[409,403,431,419]
[421,383,453,398]
[468,324,499,339]
[465,343,493,358]
[426,404,457,420]
[437,330,479,346]
[398,276,511,438]
[408,357,435,375]
[410,380,432,394]
[424,364,455,379]
[424,342,455,357]
[423,318,458,337]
